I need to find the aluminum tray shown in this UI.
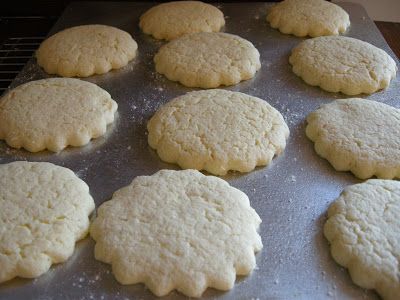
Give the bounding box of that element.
[1,2,399,299]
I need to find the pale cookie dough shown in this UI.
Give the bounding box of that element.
[36,24,138,77]
[90,169,262,297]
[324,179,400,300]
[267,0,350,37]
[306,98,400,179]
[154,32,261,88]
[289,36,397,95]
[147,90,289,175]
[140,1,225,41]
[0,78,118,153]
[0,161,95,283]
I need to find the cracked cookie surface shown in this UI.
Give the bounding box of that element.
[324,179,400,300]
[267,0,350,37]
[147,90,289,175]
[289,36,397,95]
[36,24,138,77]
[0,78,118,152]
[154,32,261,88]
[306,98,400,179]
[140,1,225,41]
[90,169,262,297]
[0,161,95,283]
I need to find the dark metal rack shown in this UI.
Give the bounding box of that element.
[0,37,44,94]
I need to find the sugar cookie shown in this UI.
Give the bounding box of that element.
[154,32,261,88]
[325,179,400,300]
[289,36,397,95]
[0,78,117,152]
[90,169,262,297]
[267,0,350,37]
[148,90,289,175]
[140,1,224,40]
[306,99,400,179]
[0,161,95,283]
[37,24,137,77]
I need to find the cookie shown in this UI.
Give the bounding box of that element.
[289,36,397,95]
[324,179,400,300]
[148,90,289,175]
[0,161,95,283]
[154,32,261,88]
[306,98,400,179]
[140,1,225,40]
[90,169,262,297]
[36,24,138,77]
[267,0,350,37]
[0,78,118,152]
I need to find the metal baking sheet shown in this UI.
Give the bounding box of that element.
[1,2,399,299]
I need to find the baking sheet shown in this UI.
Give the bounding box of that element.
[1,2,399,299]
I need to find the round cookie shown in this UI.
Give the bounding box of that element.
[90,169,262,297]
[154,32,261,88]
[267,0,350,37]
[36,24,138,77]
[306,98,400,179]
[0,78,118,152]
[139,1,225,41]
[147,90,289,175]
[0,161,95,283]
[324,179,400,300]
[289,36,397,95]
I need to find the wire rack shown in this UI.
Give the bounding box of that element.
[0,36,44,95]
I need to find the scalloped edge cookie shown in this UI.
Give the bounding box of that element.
[267,0,350,37]
[0,161,95,283]
[140,1,225,41]
[324,179,400,300]
[36,24,137,77]
[0,78,118,152]
[90,169,262,297]
[147,89,289,175]
[289,36,397,95]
